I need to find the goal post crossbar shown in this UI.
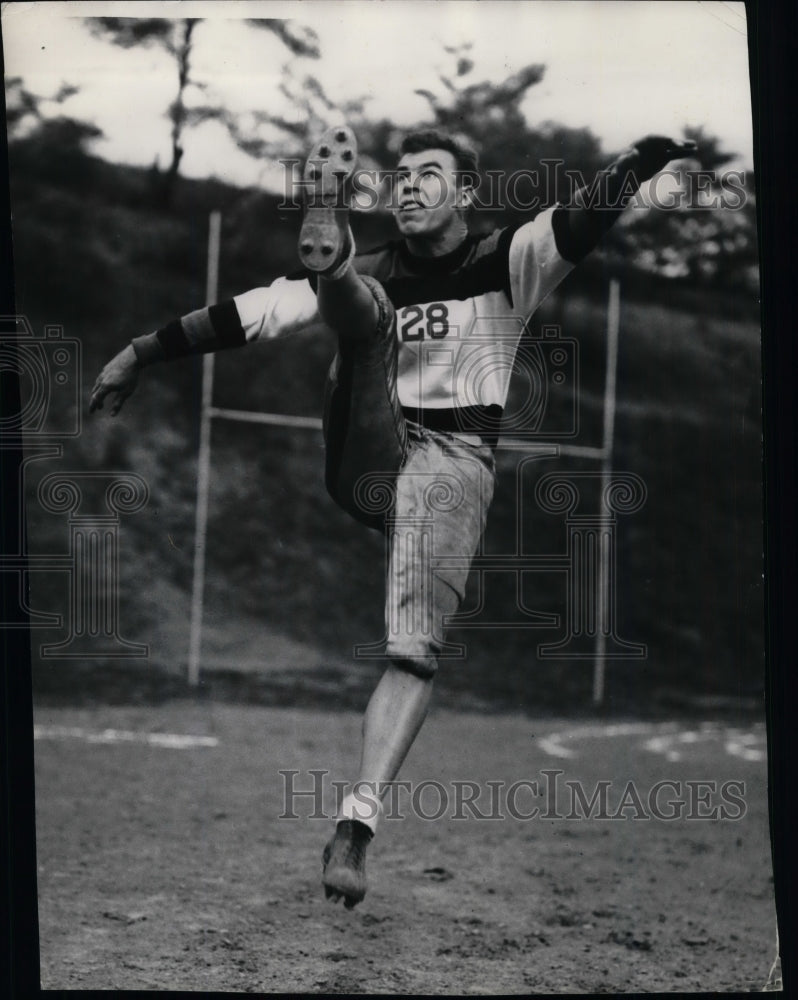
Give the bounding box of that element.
[187,211,620,702]
[206,405,609,461]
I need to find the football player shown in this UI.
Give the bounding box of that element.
[91,126,695,907]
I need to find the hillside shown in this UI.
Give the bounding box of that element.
[8,148,764,714]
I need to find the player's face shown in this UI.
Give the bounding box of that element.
[392,149,468,242]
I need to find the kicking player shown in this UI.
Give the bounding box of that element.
[91,125,695,908]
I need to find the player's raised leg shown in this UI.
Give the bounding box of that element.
[300,126,435,908]
[302,125,407,527]
[298,125,379,340]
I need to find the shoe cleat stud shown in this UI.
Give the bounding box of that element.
[298,125,358,274]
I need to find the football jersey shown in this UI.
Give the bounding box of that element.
[137,205,574,437]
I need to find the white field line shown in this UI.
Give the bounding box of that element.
[538,721,766,762]
[33,725,218,749]
[537,722,677,759]
[725,732,767,762]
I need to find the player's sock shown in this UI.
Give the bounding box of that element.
[338,787,381,835]
[298,125,357,277]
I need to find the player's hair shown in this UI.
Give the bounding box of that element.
[399,130,480,188]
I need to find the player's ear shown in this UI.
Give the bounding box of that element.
[456,168,479,211]
[458,182,475,211]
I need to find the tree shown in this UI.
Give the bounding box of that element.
[603,126,758,292]
[682,123,736,174]
[245,18,321,59]
[84,17,322,205]
[85,18,201,205]
[6,77,104,187]
[6,77,89,141]
[341,45,605,229]
[5,77,43,136]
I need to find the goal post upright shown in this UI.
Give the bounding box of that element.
[188,210,221,687]
[182,229,622,698]
[593,277,621,705]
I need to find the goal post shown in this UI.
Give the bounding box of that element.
[188,211,221,688]
[186,214,621,702]
[593,277,621,704]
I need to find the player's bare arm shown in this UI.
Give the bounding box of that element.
[89,276,321,416]
[89,343,141,415]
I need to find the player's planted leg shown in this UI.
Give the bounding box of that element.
[322,665,432,907]
[321,820,372,908]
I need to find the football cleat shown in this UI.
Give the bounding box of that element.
[298,125,357,276]
[321,819,372,909]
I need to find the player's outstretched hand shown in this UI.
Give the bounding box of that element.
[630,136,698,182]
[89,344,141,416]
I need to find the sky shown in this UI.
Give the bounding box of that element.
[2,1,755,188]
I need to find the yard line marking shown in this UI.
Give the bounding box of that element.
[538,722,766,762]
[538,722,669,758]
[725,732,766,762]
[33,725,219,749]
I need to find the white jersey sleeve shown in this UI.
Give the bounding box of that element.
[508,205,575,317]
[132,273,322,364]
[232,275,320,343]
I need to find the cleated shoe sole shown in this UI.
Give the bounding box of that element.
[298,125,357,274]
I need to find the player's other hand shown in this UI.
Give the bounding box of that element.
[630,136,698,181]
[89,344,141,416]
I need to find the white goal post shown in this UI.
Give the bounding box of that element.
[187,213,621,703]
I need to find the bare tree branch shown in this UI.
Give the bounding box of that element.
[246,19,321,59]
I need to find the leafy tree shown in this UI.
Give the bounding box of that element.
[6,77,104,186]
[5,76,43,135]
[604,127,758,291]
[84,17,322,205]
[337,46,605,229]
[246,18,321,58]
[6,76,90,141]
[682,123,736,174]
[85,18,201,205]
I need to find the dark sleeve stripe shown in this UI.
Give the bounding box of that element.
[492,224,520,306]
[154,299,246,359]
[551,201,624,264]
[551,204,587,264]
[156,319,192,360]
[383,225,521,308]
[208,299,246,348]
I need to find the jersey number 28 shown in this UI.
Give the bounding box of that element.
[399,303,450,341]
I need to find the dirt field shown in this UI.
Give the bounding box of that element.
[33,702,777,993]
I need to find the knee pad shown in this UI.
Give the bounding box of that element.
[390,655,439,680]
